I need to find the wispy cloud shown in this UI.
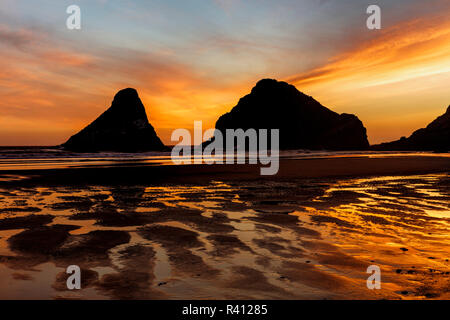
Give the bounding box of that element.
[1,0,449,145]
[288,14,450,88]
[285,10,450,144]
[0,22,254,145]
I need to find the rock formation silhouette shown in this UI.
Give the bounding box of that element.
[62,88,165,152]
[207,79,369,150]
[372,106,450,152]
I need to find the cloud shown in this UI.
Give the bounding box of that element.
[287,13,450,89]
[0,22,256,145]
[2,0,450,145]
[0,25,42,49]
[284,10,450,144]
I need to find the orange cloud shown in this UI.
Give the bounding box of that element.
[2,7,450,147]
[286,12,450,144]
[0,24,256,145]
[288,15,450,88]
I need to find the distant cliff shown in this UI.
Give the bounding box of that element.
[208,79,369,150]
[372,106,450,152]
[62,88,165,152]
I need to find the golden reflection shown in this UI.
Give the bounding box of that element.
[0,174,448,299]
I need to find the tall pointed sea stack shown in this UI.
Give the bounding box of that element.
[63,88,165,152]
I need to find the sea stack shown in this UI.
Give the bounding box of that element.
[372,106,450,152]
[208,79,369,150]
[62,88,165,152]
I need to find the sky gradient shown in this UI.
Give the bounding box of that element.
[1,0,449,146]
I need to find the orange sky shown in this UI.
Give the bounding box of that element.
[0,1,449,146]
[287,14,450,144]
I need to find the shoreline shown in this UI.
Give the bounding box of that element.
[0,155,448,186]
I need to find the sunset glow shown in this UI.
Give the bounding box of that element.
[0,0,449,145]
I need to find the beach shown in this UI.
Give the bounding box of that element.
[0,154,449,299]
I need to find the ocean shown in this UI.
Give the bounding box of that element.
[0,146,448,171]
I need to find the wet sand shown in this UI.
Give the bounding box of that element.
[0,155,449,186]
[0,155,448,299]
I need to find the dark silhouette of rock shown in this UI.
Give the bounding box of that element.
[372,106,450,152]
[207,79,369,150]
[63,88,165,152]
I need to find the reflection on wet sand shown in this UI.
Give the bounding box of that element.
[0,175,448,299]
